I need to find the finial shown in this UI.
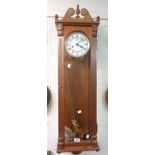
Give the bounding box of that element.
[76,4,80,17]
[55,14,58,21]
[96,16,100,22]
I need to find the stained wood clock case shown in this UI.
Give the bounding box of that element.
[55,5,100,154]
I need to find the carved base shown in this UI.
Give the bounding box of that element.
[57,139,100,154]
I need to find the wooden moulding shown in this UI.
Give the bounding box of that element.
[58,140,100,154]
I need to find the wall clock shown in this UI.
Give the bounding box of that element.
[55,5,100,154]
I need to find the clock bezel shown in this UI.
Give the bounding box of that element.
[64,31,90,58]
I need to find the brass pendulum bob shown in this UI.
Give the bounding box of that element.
[71,120,84,139]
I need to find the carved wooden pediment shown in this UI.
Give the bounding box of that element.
[55,5,100,37]
[55,5,100,25]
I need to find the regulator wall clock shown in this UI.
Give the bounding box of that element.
[55,5,100,154]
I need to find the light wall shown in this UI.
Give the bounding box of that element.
[47,0,108,18]
[47,1,108,155]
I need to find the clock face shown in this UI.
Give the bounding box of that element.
[65,31,90,58]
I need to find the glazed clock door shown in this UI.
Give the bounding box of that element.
[64,30,90,142]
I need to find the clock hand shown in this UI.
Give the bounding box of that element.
[76,43,86,50]
[78,39,83,44]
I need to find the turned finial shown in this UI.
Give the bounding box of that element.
[55,14,58,21]
[96,16,100,22]
[76,4,80,17]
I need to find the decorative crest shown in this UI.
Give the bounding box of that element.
[55,5,100,36]
[55,4,100,23]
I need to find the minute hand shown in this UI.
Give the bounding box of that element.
[76,43,86,50]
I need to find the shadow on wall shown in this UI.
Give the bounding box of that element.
[47,151,54,155]
[47,89,54,155]
[104,88,108,110]
[47,87,51,106]
[47,86,52,114]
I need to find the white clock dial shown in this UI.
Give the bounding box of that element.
[65,32,90,58]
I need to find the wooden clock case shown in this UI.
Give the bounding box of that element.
[55,5,100,154]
